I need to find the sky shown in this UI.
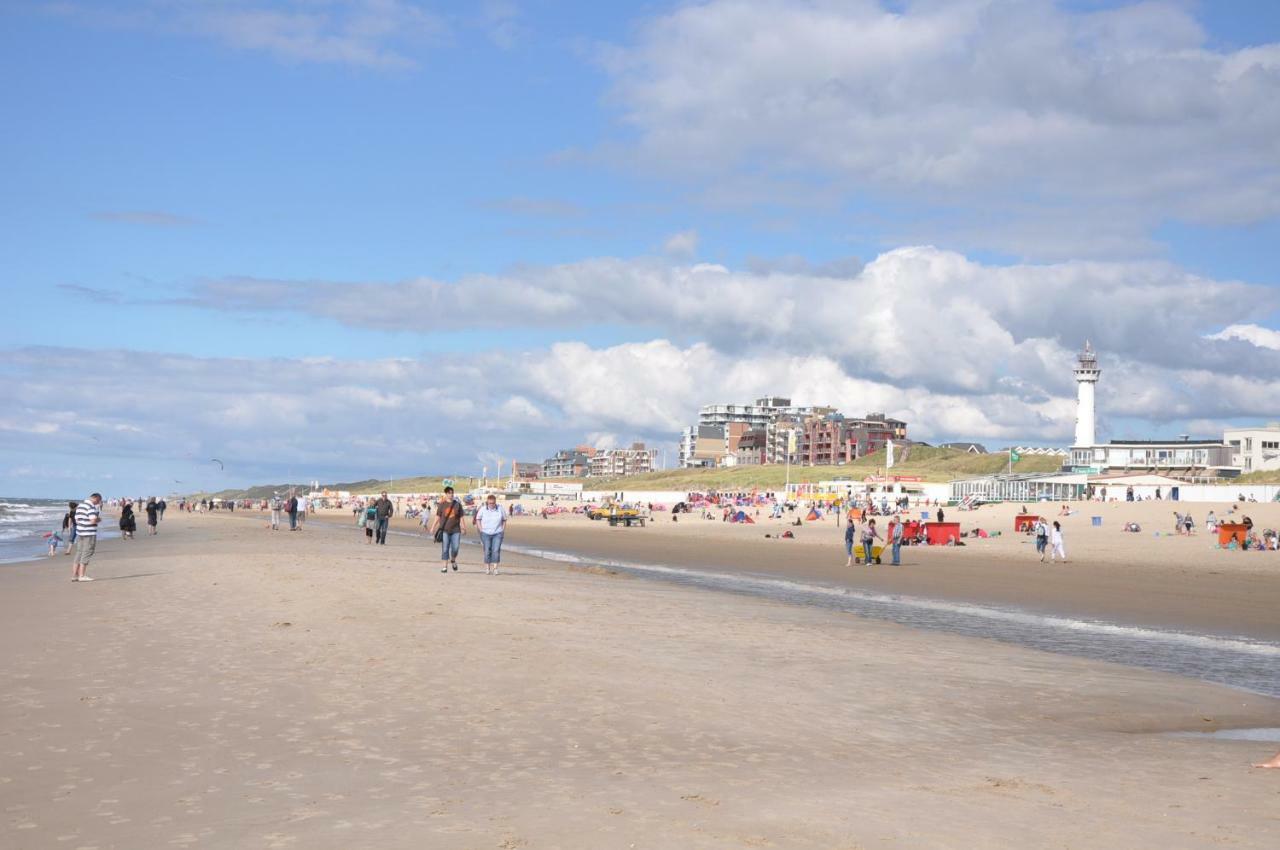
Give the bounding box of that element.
[2,0,1279,497]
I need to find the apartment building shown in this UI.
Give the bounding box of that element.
[541,445,596,479]
[588,443,657,478]
[1224,425,1280,473]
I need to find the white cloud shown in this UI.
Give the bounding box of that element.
[1207,323,1280,351]
[662,228,700,259]
[604,0,1280,256]
[180,245,1278,399]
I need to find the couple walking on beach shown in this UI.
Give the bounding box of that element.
[1034,518,1067,562]
[428,487,508,575]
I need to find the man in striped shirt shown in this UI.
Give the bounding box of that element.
[72,493,103,582]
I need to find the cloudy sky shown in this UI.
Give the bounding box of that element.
[3,0,1279,496]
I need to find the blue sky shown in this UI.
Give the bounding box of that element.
[2,0,1279,497]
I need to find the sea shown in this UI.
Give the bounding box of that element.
[0,497,115,564]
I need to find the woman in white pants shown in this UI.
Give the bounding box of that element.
[1049,521,1067,563]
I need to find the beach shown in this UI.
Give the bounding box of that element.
[2,509,1279,849]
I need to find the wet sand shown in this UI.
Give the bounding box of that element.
[483,499,1280,641]
[3,510,1280,849]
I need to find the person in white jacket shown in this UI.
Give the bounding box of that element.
[1049,520,1067,563]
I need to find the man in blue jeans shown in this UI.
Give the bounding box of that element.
[473,493,508,575]
[890,515,904,566]
[373,491,394,544]
[430,486,465,573]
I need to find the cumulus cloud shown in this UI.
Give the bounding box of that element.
[604,0,1280,256]
[5,317,1280,490]
[178,246,1280,399]
[1208,323,1280,351]
[662,228,700,259]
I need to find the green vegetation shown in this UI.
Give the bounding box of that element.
[203,447,1064,499]
[205,474,471,500]
[1235,469,1280,485]
[589,446,1062,489]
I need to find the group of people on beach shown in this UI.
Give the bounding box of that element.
[350,486,510,575]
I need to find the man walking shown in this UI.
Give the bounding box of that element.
[269,492,283,530]
[374,491,394,545]
[474,493,508,574]
[296,493,308,527]
[72,492,102,582]
[286,491,298,530]
[430,486,465,573]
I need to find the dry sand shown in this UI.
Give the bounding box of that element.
[2,509,1279,849]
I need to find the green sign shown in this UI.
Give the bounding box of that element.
[1009,451,1021,463]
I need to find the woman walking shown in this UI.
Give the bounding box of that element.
[844,514,859,566]
[474,493,508,575]
[861,518,882,566]
[1049,520,1067,563]
[119,501,137,540]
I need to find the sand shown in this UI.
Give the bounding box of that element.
[2,509,1279,849]
[486,497,1280,641]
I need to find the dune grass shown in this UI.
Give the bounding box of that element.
[205,447,1064,498]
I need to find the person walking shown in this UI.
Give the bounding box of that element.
[296,493,308,527]
[145,497,160,535]
[1049,520,1067,563]
[286,491,298,531]
[890,515,904,566]
[1034,517,1049,561]
[861,518,882,566]
[157,498,167,521]
[118,501,137,540]
[363,501,377,544]
[474,493,508,575]
[72,493,102,582]
[269,492,283,530]
[374,491,394,545]
[936,506,945,525]
[430,487,466,573]
[844,513,859,566]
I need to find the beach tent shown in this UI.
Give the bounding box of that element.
[805,509,822,521]
[731,510,755,524]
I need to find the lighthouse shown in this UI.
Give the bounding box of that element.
[1073,340,1100,448]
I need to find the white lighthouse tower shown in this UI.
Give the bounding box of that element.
[1073,340,1100,449]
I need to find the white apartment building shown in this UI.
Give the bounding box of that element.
[1225,425,1280,473]
[588,443,657,478]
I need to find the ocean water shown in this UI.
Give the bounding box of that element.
[0,497,75,563]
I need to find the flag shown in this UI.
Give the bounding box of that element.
[886,439,895,469]
[1010,450,1021,463]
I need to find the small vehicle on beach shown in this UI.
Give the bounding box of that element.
[586,503,645,526]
